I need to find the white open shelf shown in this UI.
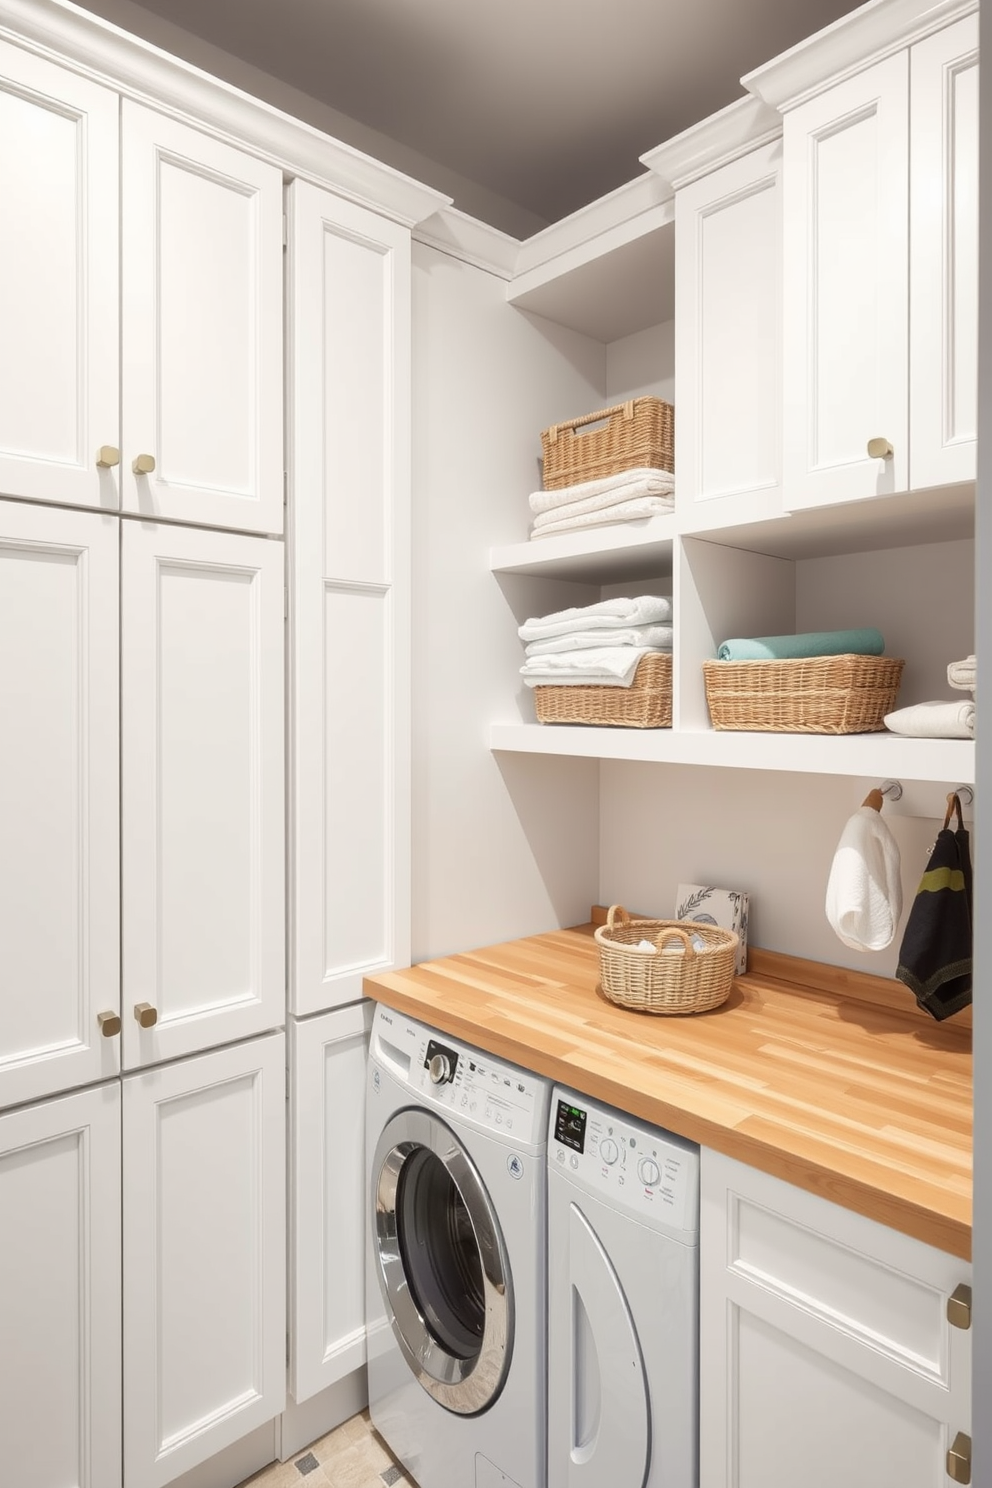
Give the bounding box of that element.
[490,723,974,784]
[490,514,676,582]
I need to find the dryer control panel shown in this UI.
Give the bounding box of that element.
[370,1005,550,1149]
[550,1086,699,1238]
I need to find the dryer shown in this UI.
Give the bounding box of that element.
[366,1004,551,1488]
[547,1086,699,1488]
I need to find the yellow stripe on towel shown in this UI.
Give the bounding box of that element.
[918,867,968,894]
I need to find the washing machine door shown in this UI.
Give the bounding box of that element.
[372,1107,514,1416]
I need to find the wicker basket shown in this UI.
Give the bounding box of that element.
[595,906,738,1015]
[541,397,674,490]
[703,654,905,734]
[534,653,672,728]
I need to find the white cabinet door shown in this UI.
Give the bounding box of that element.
[700,1149,972,1488]
[286,179,411,1015]
[783,53,909,508]
[121,102,283,534]
[910,16,979,491]
[0,1082,122,1488]
[0,41,119,510]
[121,522,284,1066]
[675,138,782,530]
[122,1033,286,1488]
[0,502,120,1109]
[289,1003,373,1403]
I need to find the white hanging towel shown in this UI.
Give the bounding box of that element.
[825,806,903,952]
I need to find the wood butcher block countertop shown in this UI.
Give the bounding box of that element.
[364,919,973,1260]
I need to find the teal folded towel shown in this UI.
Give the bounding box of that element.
[716,628,885,661]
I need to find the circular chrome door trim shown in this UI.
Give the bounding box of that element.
[372,1107,514,1415]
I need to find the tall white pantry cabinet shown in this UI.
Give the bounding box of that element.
[0,10,427,1486]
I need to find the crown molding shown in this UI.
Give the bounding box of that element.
[513,172,673,284]
[743,0,978,112]
[0,0,451,228]
[641,95,782,192]
[414,206,521,280]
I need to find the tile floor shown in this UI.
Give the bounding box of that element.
[239,1410,416,1488]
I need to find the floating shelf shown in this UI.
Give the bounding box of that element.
[490,515,676,582]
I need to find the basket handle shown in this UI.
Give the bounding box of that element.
[606,904,632,933]
[653,926,696,957]
[545,401,635,446]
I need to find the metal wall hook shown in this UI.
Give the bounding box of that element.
[955,784,975,806]
[879,779,903,802]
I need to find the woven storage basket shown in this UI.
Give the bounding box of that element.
[534,653,672,728]
[703,655,905,734]
[541,397,674,490]
[595,906,738,1015]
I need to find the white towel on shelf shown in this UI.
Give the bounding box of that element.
[825,806,903,952]
[520,645,660,688]
[524,624,674,657]
[531,495,675,538]
[531,477,674,527]
[884,700,975,738]
[947,655,976,693]
[519,594,672,643]
[529,466,674,516]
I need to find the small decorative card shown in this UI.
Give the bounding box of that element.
[675,884,749,975]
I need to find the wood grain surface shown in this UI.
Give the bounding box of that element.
[365,925,972,1259]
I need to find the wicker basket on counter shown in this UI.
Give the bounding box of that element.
[595,906,738,1015]
[540,396,674,490]
[702,654,905,734]
[534,653,672,728]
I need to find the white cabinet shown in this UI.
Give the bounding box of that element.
[121,521,285,1065]
[286,178,411,1016]
[700,1149,972,1488]
[289,1003,373,1404]
[782,19,978,509]
[0,41,119,510]
[0,1081,123,1488]
[121,103,284,533]
[123,1033,286,1488]
[675,137,782,529]
[0,501,121,1109]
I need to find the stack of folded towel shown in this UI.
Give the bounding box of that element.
[948,654,976,694]
[529,467,674,540]
[884,700,975,738]
[518,595,673,687]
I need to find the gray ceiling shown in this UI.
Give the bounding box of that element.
[80,0,863,234]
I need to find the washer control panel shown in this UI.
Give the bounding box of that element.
[370,1006,549,1148]
[550,1087,699,1236]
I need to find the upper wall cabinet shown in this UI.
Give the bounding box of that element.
[0,42,119,510]
[121,103,284,533]
[781,16,978,510]
[675,137,782,531]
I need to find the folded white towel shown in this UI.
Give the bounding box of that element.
[531,478,675,528]
[531,495,675,538]
[947,655,976,693]
[825,806,903,952]
[520,645,660,688]
[519,595,672,643]
[529,466,674,517]
[884,700,975,738]
[525,624,673,657]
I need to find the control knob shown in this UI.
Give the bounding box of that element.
[638,1157,661,1187]
[600,1137,619,1165]
[428,1052,453,1085]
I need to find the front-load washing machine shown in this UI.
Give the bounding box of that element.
[547,1086,700,1488]
[366,1004,551,1488]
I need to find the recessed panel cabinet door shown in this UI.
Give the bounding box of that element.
[0,502,120,1110]
[123,1034,286,1488]
[0,42,119,509]
[287,179,411,1015]
[121,102,283,533]
[121,522,284,1067]
[0,1082,122,1488]
[910,16,979,490]
[783,53,909,508]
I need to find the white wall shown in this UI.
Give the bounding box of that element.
[410,242,608,960]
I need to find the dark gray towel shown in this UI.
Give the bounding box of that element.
[895,797,972,1021]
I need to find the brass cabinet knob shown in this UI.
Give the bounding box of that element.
[97,1010,121,1038]
[132,453,156,475]
[947,1432,972,1484]
[133,1002,158,1028]
[947,1283,972,1330]
[96,446,120,469]
[866,437,894,459]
